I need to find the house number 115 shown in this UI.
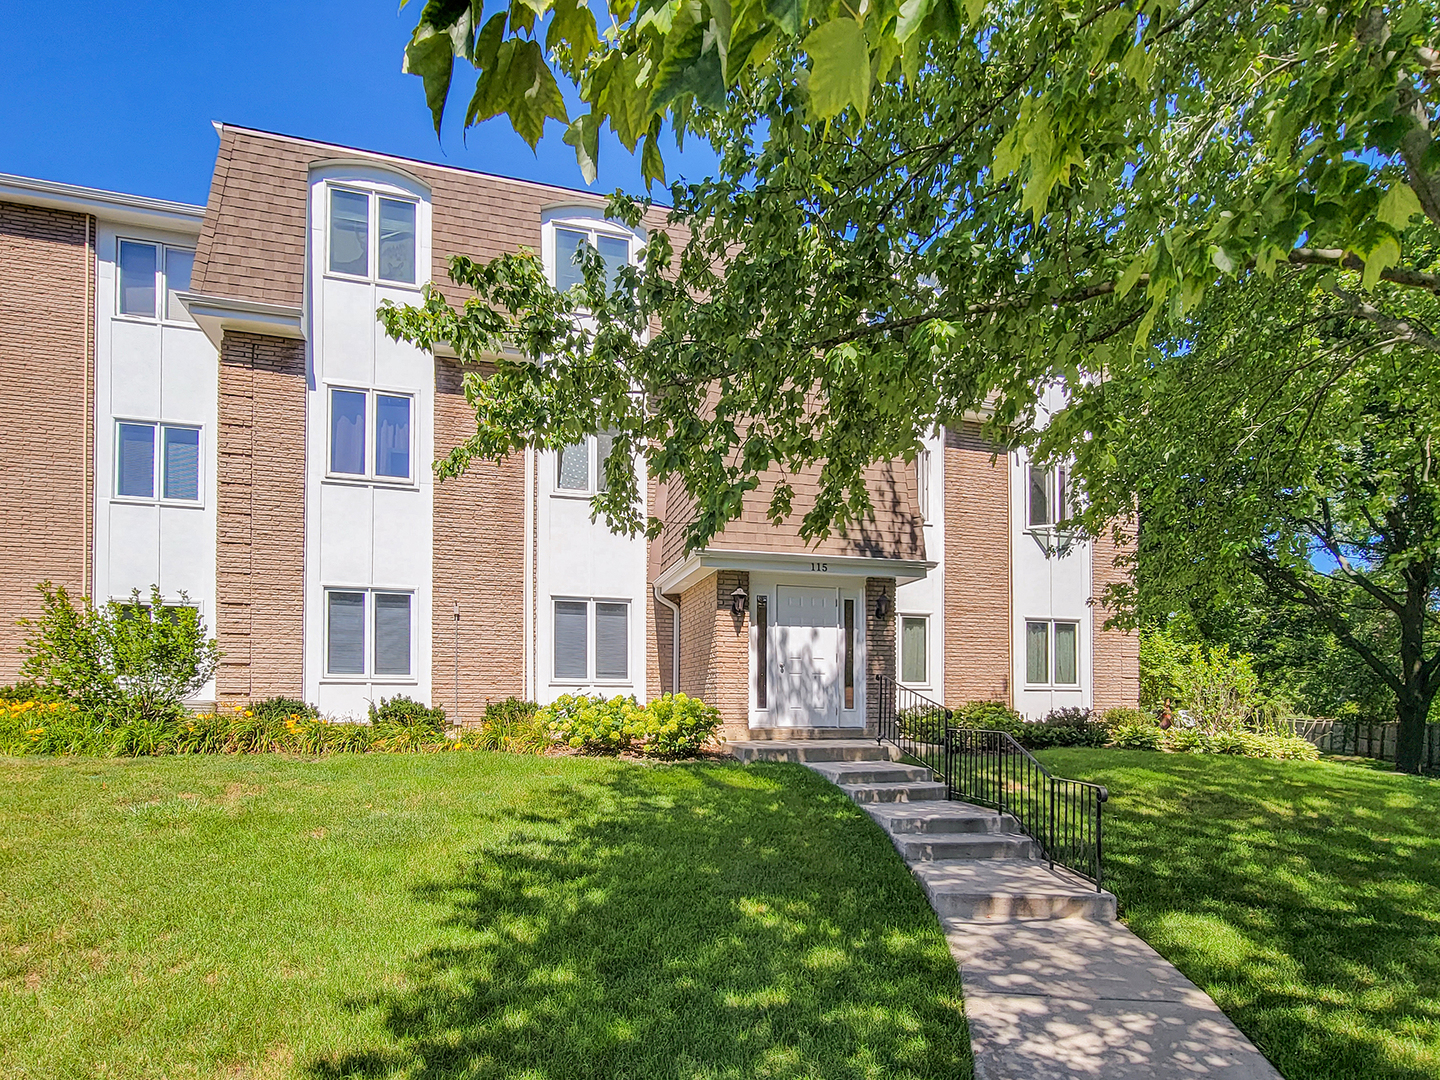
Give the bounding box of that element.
[810,562,829,572]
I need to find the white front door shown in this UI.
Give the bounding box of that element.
[772,585,840,726]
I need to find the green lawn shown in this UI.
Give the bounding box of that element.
[0,754,970,1080]
[1038,749,1440,1080]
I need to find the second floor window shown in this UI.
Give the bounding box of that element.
[118,240,194,323]
[1028,464,1069,528]
[329,388,412,483]
[553,224,633,293]
[328,187,418,285]
[116,421,200,502]
[555,432,616,494]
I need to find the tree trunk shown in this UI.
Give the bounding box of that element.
[1395,569,1434,775]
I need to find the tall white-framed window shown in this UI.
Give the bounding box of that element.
[553,598,630,683]
[117,239,195,324]
[1027,463,1069,528]
[114,421,202,503]
[326,185,419,286]
[324,588,415,679]
[1024,619,1080,687]
[327,386,414,484]
[553,432,616,495]
[900,615,929,685]
[916,449,931,522]
[549,220,638,293]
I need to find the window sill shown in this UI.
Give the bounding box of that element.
[110,496,205,509]
[1022,684,1083,691]
[322,475,420,492]
[111,313,201,329]
[549,679,634,688]
[550,489,599,500]
[320,676,419,685]
[322,270,425,292]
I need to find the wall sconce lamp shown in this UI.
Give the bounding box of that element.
[874,590,891,621]
[731,586,748,615]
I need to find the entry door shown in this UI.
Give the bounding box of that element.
[773,586,840,726]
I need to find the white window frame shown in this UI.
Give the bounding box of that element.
[551,597,632,685]
[899,613,930,687]
[1024,618,1081,688]
[550,433,617,498]
[323,183,423,289]
[111,419,204,506]
[322,586,418,683]
[543,213,643,292]
[916,449,932,522]
[1026,462,1070,529]
[114,238,196,325]
[325,385,416,487]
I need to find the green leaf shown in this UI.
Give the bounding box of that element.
[1360,235,1400,291]
[803,18,870,122]
[563,113,601,184]
[546,0,600,63]
[1377,184,1422,231]
[649,2,727,113]
[896,0,936,42]
[1116,252,1147,298]
[403,28,457,136]
[764,0,806,38]
[641,127,667,188]
[1209,245,1235,274]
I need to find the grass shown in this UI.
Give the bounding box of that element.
[1038,749,1440,1080]
[0,753,970,1080]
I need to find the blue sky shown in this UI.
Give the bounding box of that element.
[0,1,718,206]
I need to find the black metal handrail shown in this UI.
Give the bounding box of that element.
[874,674,1108,890]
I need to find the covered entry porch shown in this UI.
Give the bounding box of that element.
[655,551,931,740]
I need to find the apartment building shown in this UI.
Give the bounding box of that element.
[0,125,1138,738]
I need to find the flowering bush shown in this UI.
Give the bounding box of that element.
[640,693,723,757]
[537,693,724,757]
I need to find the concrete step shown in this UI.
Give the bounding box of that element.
[864,802,1024,836]
[912,860,1117,921]
[739,727,873,740]
[808,761,935,785]
[895,834,1040,861]
[841,780,949,804]
[729,740,896,764]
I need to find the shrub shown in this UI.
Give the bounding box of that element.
[951,700,1025,737]
[541,694,647,753]
[895,705,948,743]
[1099,707,1150,729]
[1109,721,1163,750]
[473,698,549,754]
[641,693,723,757]
[19,583,220,720]
[1161,727,1208,753]
[0,699,100,755]
[1018,708,1109,749]
[369,695,448,752]
[0,681,71,704]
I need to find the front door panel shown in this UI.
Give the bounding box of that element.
[773,586,839,726]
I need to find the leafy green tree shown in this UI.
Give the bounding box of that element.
[1055,270,1440,771]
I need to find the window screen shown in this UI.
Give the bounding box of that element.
[554,227,587,292]
[378,198,416,284]
[330,389,366,475]
[327,592,365,675]
[1025,621,1050,684]
[842,598,855,709]
[756,595,769,709]
[118,241,156,317]
[164,248,194,322]
[554,601,588,679]
[595,602,628,679]
[162,426,200,500]
[374,593,412,676]
[1054,622,1078,685]
[556,442,589,490]
[916,450,930,520]
[901,617,927,684]
[117,423,155,497]
[330,189,369,276]
[1028,465,1051,527]
[598,234,630,289]
[375,394,411,479]
[595,431,615,492]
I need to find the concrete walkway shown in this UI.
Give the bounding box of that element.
[732,740,1282,1080]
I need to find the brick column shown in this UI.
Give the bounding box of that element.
[865,577,896,734]
[1091,519,1140,710]
[677,570,750,740]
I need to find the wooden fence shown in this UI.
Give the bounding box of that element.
[1286,718,1440,771]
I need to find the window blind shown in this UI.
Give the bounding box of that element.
[901,617,927,683]
[117,423,154,498]
[375,395,410,479]
[118,241,156,317]
[1054,622,1078,685]
[1025,621,1050,685]
[554,228,587,292]
[327,592,365,675]
[374,593,412,676]
[165,248,194,322]
[162,426,199,501]
[554,601,588,679]
[595,602,628,680]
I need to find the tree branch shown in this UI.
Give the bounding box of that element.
[1329,287,1440,352]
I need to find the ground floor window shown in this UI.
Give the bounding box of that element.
[900,615,928,684]
[326,588,414,678]
[1025,619,1079,687]
[553,598,629,682]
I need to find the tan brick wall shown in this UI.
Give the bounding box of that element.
[215,332,306,701]
[1091,519,1140,710]
[677,570,749,738]
[865,577,896,733]
[943,423,1012,707]
[0,201,92,681]
[432,359,526,724]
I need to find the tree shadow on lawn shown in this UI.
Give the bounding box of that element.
[308,761,970,1080]
[1043,750,1440,1080]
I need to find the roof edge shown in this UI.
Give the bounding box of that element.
[0,172,204,232]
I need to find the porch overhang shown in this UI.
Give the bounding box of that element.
[178,291,305,351]
[654,549,935,595]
